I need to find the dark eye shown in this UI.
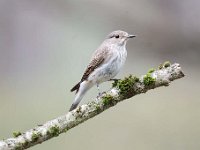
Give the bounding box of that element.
[115,35,119,38]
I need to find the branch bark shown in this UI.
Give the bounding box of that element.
[0,63,184,150]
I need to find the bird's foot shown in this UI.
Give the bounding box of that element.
[95,91,107,103]
[109,78,120,82]
[96,91,106,98]
[110,78,120,87]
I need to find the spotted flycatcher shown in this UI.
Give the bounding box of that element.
[70,30,136,111]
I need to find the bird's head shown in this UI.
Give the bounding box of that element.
[106,30,136,46]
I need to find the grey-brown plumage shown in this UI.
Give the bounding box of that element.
[70,30,136,111]
[70,49,108,93]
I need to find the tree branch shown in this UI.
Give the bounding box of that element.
[0,62,184,150]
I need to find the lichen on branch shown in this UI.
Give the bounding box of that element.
[0,62,184,150]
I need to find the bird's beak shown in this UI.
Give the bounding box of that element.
[128,34,136,38]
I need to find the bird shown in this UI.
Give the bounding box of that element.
[69,30,136,111]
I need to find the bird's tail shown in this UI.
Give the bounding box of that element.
[70,81,81,93]
[69,103,79,111]
[69,81,93,111]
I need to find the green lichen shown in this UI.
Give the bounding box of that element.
[148,68,155,73]
[63,128,68,133]
[95,105,101,113]
[47,125,60,137]
[22,140,29,147]
[102,94,114,106]
[14,140,29,150]
[15,145,22,150]
[31,132,42,142]
[102,95,113,106]
[158,61,171,69]
[13,131,22,138]
[163,61,171,68]
[143,73,156,86]
[158,63,163,70]
[112,75,139,98]
[112,79,119,87]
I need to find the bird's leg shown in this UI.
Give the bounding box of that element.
[95,83,102,103]
[96,83,101,96]
[96,83,106,98]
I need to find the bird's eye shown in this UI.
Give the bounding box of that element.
[115,35,119,38]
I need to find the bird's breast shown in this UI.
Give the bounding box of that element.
[101,47,127,79]
[88,46,127,84]
[114,47,127,73]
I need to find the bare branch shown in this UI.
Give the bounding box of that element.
[0,63,184,150]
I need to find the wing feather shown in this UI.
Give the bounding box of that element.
[70,46,109,92]
[81,49,108,81]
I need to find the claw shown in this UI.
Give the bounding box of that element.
[109,78,119,82]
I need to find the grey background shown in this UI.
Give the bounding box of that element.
[0,0,199,150]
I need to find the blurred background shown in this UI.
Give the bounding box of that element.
[0,0,199,150]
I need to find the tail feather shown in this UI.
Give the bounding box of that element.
[70,82,81,92]
[69,103,79,111]
[69,81,93,112]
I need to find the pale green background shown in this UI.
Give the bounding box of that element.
[0,0,199,150]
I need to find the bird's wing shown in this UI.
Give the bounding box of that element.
[70,46,110,92]
[81,47,109,82]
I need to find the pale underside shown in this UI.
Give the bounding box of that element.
[71,43,127,92]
